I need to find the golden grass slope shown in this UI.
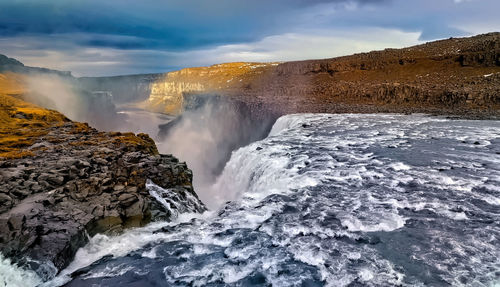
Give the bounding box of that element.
[0,72,160,159]
[0,73,68,158]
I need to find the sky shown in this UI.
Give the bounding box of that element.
[0,0,498,77]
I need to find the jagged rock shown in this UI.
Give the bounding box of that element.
[0,192,12,203]
[118,193,138,207]
[0,95,206,279]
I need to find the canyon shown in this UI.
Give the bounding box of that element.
[0,32,499,283]
[80,33,500,118]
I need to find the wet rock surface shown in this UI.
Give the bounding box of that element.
[0,119,205,278]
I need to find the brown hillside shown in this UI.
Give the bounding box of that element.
[0,73,66,159]
[241,32,500,115]
[145,33,500,117]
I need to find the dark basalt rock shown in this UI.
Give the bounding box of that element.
[0,122,205,280]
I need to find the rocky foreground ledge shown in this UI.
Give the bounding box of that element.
[0,94,205,278]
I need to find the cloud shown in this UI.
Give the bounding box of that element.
[184,28,422,64]
[0,0,385,50]
[0,0,498,76]
[0,28,422,76]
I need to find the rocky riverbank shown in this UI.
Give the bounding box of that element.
[0,93,205,279]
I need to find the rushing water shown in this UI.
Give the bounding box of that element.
[5,113,500,287]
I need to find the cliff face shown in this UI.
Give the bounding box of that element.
[247,32,500,114]
[0,76,205,278]
[148,81,204,113]
[145,62,277,114]
[143,33,500,117]
[78,74,165,104]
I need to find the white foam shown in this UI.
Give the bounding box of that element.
[141,246,159,259]
[146,180,205,218]
[0,253,42,287]
[390,162,411,171]
[41,113,500,286]
[358,269,374,281]
[82,264,134,279]
[43,212,211,286]
[341,213,406,232]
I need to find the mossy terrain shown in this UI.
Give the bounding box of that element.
[0,73,68,158]
[0,72,158,159]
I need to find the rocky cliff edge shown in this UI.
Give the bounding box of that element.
[0,76,205,279]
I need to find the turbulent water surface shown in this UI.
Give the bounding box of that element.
[7,113,500,287]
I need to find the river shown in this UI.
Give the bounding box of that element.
[4,113,500,286]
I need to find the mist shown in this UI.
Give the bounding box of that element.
[22,73,279,209]
[78,74,163,104]
[157,95,277,208]
[22,73,130,131]
[24,74,82,120]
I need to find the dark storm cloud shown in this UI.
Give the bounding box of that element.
[0,0,498,76]
[0,0,387,50]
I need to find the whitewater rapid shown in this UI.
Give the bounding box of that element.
[4,113,500,286]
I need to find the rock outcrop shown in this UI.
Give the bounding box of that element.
[0,92,205,279]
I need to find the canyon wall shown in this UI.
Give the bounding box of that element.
[79,73,165,104]
[245,32,500,114]
[145,62,277,114]
[7,33,497,119]
[141,32,500,117]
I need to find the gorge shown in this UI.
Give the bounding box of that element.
[80,33,500,119]
[0,32,499,286]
